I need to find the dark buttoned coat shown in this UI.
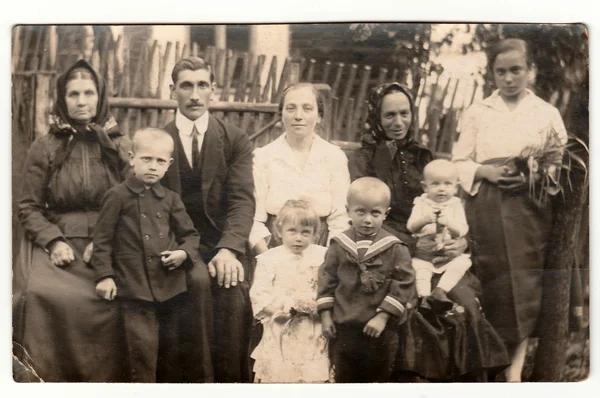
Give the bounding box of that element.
[92,175,202,302]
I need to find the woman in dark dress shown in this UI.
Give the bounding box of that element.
[13,59,131,382]
[350,82,509,381]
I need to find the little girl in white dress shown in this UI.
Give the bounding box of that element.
[250,200,330,383]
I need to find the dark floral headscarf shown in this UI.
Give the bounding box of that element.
[361,82,415,146]
[49,59,124,172]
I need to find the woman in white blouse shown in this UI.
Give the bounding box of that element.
[250,83,350,255]
[452,38,568,382]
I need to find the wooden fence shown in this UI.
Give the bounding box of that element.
[12,25,484,154]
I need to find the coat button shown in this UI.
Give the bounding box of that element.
[156,212,162,218]
[144,234,151,240]
[141,213,147,218]
[140,193,145,198]
[158,233,164,239]
[403,181,408,185]
[147,256,152,262]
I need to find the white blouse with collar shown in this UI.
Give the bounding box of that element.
[249,133,350,248]
[452,89,568,195]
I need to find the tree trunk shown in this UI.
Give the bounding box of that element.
[531,89,589,381]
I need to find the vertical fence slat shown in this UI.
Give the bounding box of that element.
[376,67,388,86]
[305,58,316,82]
[248,54,266,102]
[235,52,250,102]
[298,57,306,80]
[215,48,226,86]
[331,62,345,97]
[12,26,22,72]
[353,65,371,131]
[146,40,159,98]
[269,56,278,103]
[344,98,355,142]
[335,64,358,128]
[30,28,43,72]
[322,61,332,84]
[468,80,478,108]
[18,27,33,71]
[290,61,300,85]
[390,68,399,83]
[261,56,276,103]
[175,41,181,63]
[192,42,199,57]
[330,96,339,140]
[220,50,236,101]
[159,41,173,93]
[449,78,461,109]
[274,57,291,102]
[105,42,115,97]
[38,27,51,71]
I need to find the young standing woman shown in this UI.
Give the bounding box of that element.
[452,38,568,381]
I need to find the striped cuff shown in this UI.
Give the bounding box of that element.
[316,296,335,312]
[378,296,405,317]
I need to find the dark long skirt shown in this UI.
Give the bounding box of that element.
[396,272,510,380]
[13,236,127,382]
[465,179,552,355]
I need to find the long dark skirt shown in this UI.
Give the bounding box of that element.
[465,179,552,355]
[395,272,510,380]
[13,236,127,382]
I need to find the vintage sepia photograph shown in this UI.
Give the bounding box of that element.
[10,22,589,384]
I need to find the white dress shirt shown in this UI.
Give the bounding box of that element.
[452,89,568,195]
[175,110,210,168]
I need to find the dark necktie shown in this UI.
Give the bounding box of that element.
[191,125,200,170]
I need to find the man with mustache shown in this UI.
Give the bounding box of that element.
[160,57,255,382]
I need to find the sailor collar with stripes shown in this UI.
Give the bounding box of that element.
[332,228,403,266]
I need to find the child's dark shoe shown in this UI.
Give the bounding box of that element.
[428,287,453,313]
[418,297,433,316]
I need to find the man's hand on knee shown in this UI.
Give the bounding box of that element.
[208,248,244,288]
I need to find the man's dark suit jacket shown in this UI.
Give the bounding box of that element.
[161,114,255,260]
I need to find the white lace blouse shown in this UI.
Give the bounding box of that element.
[452,89,568,195]
[249,133,350,247]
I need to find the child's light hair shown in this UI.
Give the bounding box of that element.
[131,127,174,155]
[423,159,458,182]
[274,200,321,237]
[347,177,391,207]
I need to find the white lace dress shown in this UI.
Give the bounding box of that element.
[250,244,330,383]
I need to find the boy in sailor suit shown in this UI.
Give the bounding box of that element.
[317,177,415,382]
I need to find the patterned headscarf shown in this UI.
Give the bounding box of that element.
[49,59,124,172]
[361,82,415,146]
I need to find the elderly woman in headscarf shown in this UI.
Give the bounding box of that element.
[13,59,131,382]
[350,82,509,382]
[350,82,433,250]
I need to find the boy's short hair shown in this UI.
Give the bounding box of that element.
[131,128,174,154]
[274,199,321,236]
[347,177,391,207]
[423,159,458,181]
[171,57,215,85]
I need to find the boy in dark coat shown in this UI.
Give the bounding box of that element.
[317,177,416,383]
[92,128,205,382]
